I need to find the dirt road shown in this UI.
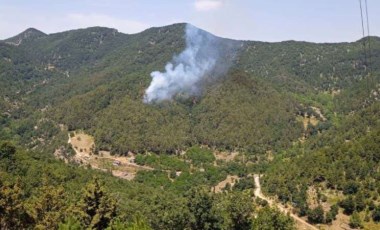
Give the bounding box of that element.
[254,175,318,230]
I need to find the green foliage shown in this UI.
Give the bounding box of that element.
[135,170,171,189]
[373,206,380,222]
[74,177,117,229]
[349,211,363,229]
[223,191,253,230]
[123,216,152,230]
[26,180,67,229]
[325,204,339,224]
[233,177,255,191]
[251,207,295,230]
[263,103,380,220]
[135,153,189,171]
[59,216,82,230]
[186,186,219,230]
[186,146,215,166]
[0,179,33,229]
[146,195,189,230]
[307,205,324,224]
[340,196,357,215]
[343,181,359,195]
[0,141,16,159]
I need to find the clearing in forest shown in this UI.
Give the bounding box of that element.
[66,131,152,180]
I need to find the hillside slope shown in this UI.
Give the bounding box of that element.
[1,23,379,154]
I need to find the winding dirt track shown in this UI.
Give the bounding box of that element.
[254,175,318,230]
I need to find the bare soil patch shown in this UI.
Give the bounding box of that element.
[213,175,239,193]
[63,131,152,180]
[214,151,239,162]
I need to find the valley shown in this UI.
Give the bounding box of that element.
[0,21,380,229]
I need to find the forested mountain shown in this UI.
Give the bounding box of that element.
[1,23,379,153]
[1,23,380,229]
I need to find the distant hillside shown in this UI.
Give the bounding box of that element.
[0,23,379,154]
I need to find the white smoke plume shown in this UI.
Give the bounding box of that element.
[143,24,230,103]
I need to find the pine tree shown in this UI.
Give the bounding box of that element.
[75,177,117,229]
[26,178,67,229]
[0,179,33,229]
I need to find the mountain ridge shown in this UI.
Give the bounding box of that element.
[4,27,46,46]
[4,23,380,44]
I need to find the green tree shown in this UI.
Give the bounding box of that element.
[340,196,356,215]
[0,141,16,171]
[26,180,67,229]
[0,141,16,159]
[225,191,253,230]
[0,179,33,229]
[74,177,117,229]
[325,211,335,224]
[126,216,152,230]
[148,195,190,230]
[186,186,219,230]
[373,206,380,222]
[354,192,366,212]
[307,205,324,224]
[349,211,362,229]
[59,216,83,230]
[252,207,295,230]
[325,204,339,224]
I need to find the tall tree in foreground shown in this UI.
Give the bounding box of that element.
[252,207,295,230]
[0,179,33,229]
[186,186,219,230]
[75,177,117,229]
[26,178,67,229]
[224,191,253,230]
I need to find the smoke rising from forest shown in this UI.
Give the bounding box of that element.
[143,24,236,103]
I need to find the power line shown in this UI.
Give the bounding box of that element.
[358,0,371,91]
[358,0,367,70]
[364,0,373,84]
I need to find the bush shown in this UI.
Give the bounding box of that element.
[0,141,16,159]
[185,146,215,166]
[233,177,255,191]
[373,206,380,222]
[349,212,362,229]
[340,196,356,215]
[307,205,324,224]
[343,181,359,195]
[326,204,339,224]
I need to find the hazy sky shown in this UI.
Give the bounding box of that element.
[1,0,379,42]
